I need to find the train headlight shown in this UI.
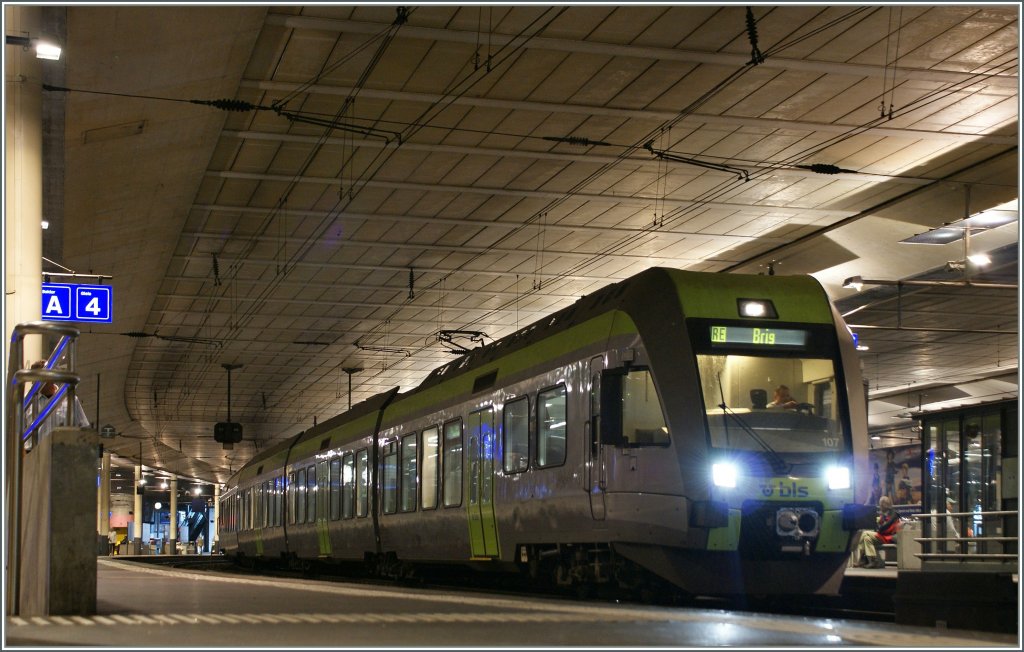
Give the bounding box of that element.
[825,465,851,490]
[737,298,778,319]
[712,462,738,488]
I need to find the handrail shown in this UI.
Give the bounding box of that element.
[907,509,1018,569]
[5,321,81,616]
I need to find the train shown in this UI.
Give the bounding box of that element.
[218,267,876,598]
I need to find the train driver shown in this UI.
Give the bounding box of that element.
[767,384,798,409]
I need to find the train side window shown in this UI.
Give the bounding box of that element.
[536,384,567,467]
[275,476,284,527]
[342,452,355,519]
[620,369,669,446]
[443,418,463,507]
[306,464,317,523]
[288,472,297,525]
[329,457,342,521]
[356,449,369,517]
[503,396,530,473]
[261,481,269,528]
[401,433,418,513]
[296,468,306,524]
[421,426,439,510]
[383,440,399,515]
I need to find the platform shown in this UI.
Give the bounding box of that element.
[4,558,1017,648]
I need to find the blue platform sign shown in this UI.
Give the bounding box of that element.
[42,283,113,323]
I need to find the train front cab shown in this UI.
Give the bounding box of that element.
[601,270,873,596]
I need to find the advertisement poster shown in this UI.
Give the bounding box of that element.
[868,444,921,507]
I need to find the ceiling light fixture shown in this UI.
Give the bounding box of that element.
[5,34,61,60]
[842,276,864,291]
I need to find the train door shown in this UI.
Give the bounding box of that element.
[588,356,607,520]
[467,407,499,557]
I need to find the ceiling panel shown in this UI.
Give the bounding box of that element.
[32,4,1016,481]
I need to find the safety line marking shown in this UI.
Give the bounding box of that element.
[4,609,1016,647]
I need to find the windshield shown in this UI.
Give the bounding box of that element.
[696,353,847,453]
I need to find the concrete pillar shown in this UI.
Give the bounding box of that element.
[212,484,220,552]
[4,5,44,366]
[168,477,178,554]
[97,450,111,554]
[19,427,97,615]
[132,464,143,553]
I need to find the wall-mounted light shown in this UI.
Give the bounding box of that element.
[5,34,61,60]
[41,220,49,230]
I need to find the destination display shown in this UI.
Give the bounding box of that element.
[710,325,808,348]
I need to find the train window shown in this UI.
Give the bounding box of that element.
[342,452,355,519]
[356,449,370,517]
[330,457,342,521]
[696,353,847,452]
[260,482,268,528]
[275,476,284,527]
[401,433,418,513]
[296,468,306,524]
[536,385,567,467]
[306,464,317,523]
[443,419,463,507]
[620,369,669,447]
[288,472,297,525]
[421,426,439,510]
[503,396,530,473]
[383,441,399,515]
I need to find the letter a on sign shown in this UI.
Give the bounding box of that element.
[41,284,72,319]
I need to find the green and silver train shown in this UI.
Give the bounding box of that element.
[219,267,875,597]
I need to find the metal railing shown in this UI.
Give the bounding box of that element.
[911,510,1019,568]
[5,321,82,616]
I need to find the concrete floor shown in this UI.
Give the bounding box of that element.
[4,557,1018,648]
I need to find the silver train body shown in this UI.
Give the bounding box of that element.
[219,268,875,596]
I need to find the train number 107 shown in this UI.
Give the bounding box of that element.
[821,437,840,448]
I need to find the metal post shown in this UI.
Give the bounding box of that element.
[343,367,362,411]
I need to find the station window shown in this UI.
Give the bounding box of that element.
[342,452,355,519]
[401,433,418,512]
[383,441,399,515]
[443,419,463,507]
[296,468,306,524]
[356,449,369,518]
[329,457,342,521]
[421,426,439,510]
[504,396,530,473]
[536,384,567,467]
[306,464,316,523]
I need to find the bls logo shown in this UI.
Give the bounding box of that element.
[759,481,810,498]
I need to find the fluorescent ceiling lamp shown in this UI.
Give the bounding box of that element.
[901,209,1018,245]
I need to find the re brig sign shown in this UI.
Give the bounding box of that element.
[42,283,113,323]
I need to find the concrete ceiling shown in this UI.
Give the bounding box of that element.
[35,5,1018,483]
